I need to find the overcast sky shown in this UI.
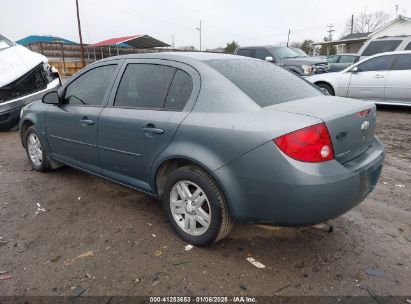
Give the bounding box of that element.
[2,0,410,49]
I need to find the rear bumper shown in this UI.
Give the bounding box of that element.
[0,77,60,130]
[214,137,384,226]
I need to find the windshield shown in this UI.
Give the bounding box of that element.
[205,58,323,107]
[0,35,15,50]
[268,47,300,59]
[290,47,308,57]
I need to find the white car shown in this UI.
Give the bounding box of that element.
[308,51,411,107]
[0,34,61,130]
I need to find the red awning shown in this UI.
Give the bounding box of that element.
[88,35,169,48]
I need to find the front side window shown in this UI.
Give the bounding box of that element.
[115,64,175,109]
[255,49,272,60]
[268,47,299,59]
[391,54,411,70]
[361,40,402,56]
[340,55,355,63]
[205,59,322,107]
[237,49,254,58]
[64,64,117,106]
[357,55,395,72]
[327,55,339,63]
[405,42,411,51]
[164,70,193,110]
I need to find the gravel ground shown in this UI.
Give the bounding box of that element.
[0,106,410,296]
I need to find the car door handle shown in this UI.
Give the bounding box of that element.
[374,74,384,78]
[80,118,94,126]
[142,125,164,134]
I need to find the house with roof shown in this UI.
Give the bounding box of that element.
[314,15,411,54]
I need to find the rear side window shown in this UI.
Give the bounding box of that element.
[65,64,117,106]
[357,55,395,72]
[391,54,411,70]
[165,70,193,110]
[236,49,254,58]
[115,64,175,109]
[405,42,411,50]
[362,40,402,56]
[205,59,322,107]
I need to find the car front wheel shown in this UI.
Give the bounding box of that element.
[316,83,335,95]
[25,126,51,172]
[163,166,233,246]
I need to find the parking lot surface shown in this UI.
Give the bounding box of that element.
[0,106,410,296]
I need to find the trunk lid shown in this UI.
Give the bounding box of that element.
[272,96,377,164]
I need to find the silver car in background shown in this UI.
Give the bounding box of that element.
[308,51,411,106]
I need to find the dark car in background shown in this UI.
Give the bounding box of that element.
[234,46,329,76]
[0,34,60,131]
[327,53,360,72]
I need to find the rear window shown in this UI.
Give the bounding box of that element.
[362,40,402,56]
[205,59,322,107]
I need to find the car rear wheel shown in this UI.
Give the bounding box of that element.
[25,126,51,172]
[316,83,335,95]
[163,166,233,246]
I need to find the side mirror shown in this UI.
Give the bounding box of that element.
[265,56,274,62]
[351,66,359,73]
[42,91,60,104]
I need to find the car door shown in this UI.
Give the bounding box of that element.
[98,59,200,192]
[46,62,120,173]
[385,54,411,105]
[347,55,395,101]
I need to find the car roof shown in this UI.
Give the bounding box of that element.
[237,45,286,48]
[99,52,241,63]
[374,35,411,40]
[366,50,411,58]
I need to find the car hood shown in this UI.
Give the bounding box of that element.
[0,45,48,88]
[280,57,327,66]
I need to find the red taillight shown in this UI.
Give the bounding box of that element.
[274,123,334,162]
[357,109,371,117]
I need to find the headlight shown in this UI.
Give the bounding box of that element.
[301,65,314,75]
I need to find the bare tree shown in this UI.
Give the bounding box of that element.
[344,11,390,35]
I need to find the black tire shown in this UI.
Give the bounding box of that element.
[162,166,233,246]
[24,125,51,172]
[316,83,335,96]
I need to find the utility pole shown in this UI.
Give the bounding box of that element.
[171,35,175,49]
[196,20,202,51]
[326,24,335,56]
[327,24,335,41]
[286,29,291,47]
[396,4,399,17]
[75,0,86,68]
[350,14,354,34]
